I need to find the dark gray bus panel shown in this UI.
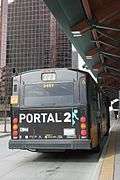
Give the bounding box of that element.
[9,68,110,152]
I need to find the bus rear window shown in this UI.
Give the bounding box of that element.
[22,82,74,107]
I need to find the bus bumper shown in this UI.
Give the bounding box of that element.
[9,139,91,150]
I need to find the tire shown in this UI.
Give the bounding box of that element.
[93,144,101,153]
[93,123,101,153]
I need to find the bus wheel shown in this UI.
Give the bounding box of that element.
[93,124,101,153]
[105,130,109,136]
[93,144,100,153]
[105,121,110,136]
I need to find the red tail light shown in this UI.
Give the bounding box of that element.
[12,130,19,137]
[81,130,87,136]
[13,117,19,124]
[80,115,87,138]
[12,117,19,139]
[80,116,86,123]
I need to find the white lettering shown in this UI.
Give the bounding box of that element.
[19,114,26,123]
[64,112,71,123]
[47,113,55,123]
[55,113,62,122]
[20,127,28,132]
[41,113,47,123]
[19,112,72,124]
[26,114,33,123]
[34,113,41,123]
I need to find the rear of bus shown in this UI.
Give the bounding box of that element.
[9,68,91,151]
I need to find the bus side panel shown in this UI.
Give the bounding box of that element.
[87,75,100,148]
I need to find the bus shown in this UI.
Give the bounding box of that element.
[9,68,110,152]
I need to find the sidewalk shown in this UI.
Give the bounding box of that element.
[114,119,120,180]
[97,118,120,180]
[0,121,10,138]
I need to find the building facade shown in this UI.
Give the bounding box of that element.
[7,0,72,73]
[0,0,72,110]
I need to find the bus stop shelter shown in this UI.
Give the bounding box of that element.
[43,0,120,100]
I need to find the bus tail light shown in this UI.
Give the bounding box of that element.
[80,116,87,138]
[12,130,19,137]
[80,123,86,129]
[80,116,86,123]
[13,118,19,124]
[13,124,18,131]
[81,130,87,136]
[12,117,19,139]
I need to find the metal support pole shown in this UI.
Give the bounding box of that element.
[101,51,120,59]
[91,40,119,49]
[105,65,120,74]
[4,110,7,133]
[97,30,119,43]
[93,25,120,32]
[4,99,7,133]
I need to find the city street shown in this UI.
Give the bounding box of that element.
[0,0,119,180]
[0,136,100,180]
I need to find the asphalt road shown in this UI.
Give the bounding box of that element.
[0,136,101,180]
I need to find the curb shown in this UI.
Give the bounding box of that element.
[0,133,10,138]
[92,121,115,180]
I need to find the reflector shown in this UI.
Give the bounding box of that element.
[10,95,18,105]
[12,130,18,137]
[80,116,86,123]
[13,118,18,124]
[81,123,86,129]
[13,124,18,131]
[81,130,87,136]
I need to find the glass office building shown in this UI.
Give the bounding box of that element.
[7,0,72,73]
[0,0,72,109]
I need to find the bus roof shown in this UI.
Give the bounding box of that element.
[13,68,89,77]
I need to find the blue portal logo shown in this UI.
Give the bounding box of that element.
[72,108,79,127]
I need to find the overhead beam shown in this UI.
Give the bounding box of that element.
[105,62,120,69]
[71,21,90,34]
[107,71,120,78]
[103,54,120,63]
[93,25,120,32]
[93,61,120,71]
[101,85,120,91]
[86,47,98,56]
[105,65,120,74]
[81,0,104,65]
[87,48,120,57]
[71,0,92,34]
[101,73,120,80]
[81,0,92,18]
[91,40,119,49]
[102,77,120,85]
[92,63,102,70]
[101,51,120,59]
[91,0,120,23]
[97,30,120,43]
[71,0,94,34]
[71,1,120,34]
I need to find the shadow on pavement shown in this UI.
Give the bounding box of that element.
[25,149,101,163]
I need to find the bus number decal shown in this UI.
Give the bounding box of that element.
[64,112,71,123]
